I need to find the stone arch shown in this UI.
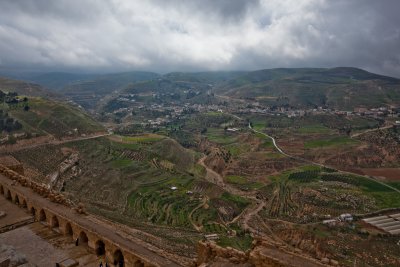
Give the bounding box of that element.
[64,222,73,236]
[39,209,47,222]
[5,190,11,200]
[0,184,4,195]
[95,240,106,256]
[30,207,36,217]
[51,215,59,229]
[21,199,27,208]
[78,231,88,246]
[14,194,20,205]
[113,249,124,266]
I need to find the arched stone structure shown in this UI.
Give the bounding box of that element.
[21,199,27,208]
[14,194,20,205]
[64,222,73,236]
[95,240,106,256]
[0,169,175,267]
[5,189,11,200]
[113,249,125,266]
[78,231,89,246]
[51,215,59,229]
[30,207,36,217]
[39,209,47,222]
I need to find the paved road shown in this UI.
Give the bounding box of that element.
[227,113,400,195]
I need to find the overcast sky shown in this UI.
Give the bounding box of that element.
[0,0,399,77]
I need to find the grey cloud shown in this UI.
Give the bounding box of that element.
[0,0,399,77]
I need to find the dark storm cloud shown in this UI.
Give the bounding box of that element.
[0,0,399,77]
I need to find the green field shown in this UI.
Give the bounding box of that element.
[304,136,358,148]
[296,124,332,134]
[121,133,165,143]
[206,128,237,144]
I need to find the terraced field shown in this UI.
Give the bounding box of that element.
[10,97,104,138]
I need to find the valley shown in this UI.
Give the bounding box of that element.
[1,68,400,266]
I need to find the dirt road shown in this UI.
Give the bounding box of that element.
[350,124,393,138]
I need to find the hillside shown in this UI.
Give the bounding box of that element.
[0,77,104,140]
[102,71,245,112]
[9,97,104,138]
[24,72,98,90]
[215,67,400,109]
[60,71,159,110]
[0,76,59,98]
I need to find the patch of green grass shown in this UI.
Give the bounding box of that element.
[110,140,142,150]
[388,182,400,190]
[369,192,400,209]
[217,234,253,251]
[110,158,133,168]
[304,136,358,148]
[225,143,250,157]
[190,164,206,177]
[297,125,332,134]
[355,176,395,192]
[220,192,250,209]
[206,128,237,145]
[226,175,247,184]
[122,134,164,143]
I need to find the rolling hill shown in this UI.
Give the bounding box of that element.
[60,71,160,111]
[0,77,104,139]
[0,76,59,98]
[9,97,104,138]
[214,67,400,109]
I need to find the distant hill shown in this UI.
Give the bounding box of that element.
[60,71,160,111]
[163,71,246,84]
[0,76,59,98]
[25,72,99,90]
[108,71,246,108]
[215,67,400,109]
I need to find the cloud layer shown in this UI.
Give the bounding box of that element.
[0,0,399,77]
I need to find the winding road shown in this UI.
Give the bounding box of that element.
[245,117,400,194]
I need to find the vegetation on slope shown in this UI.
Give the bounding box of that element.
[9,97,104,138]
[215,67,400,109]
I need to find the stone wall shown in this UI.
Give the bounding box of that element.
[196,239,327,267]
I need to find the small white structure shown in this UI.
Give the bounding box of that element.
[170,186,177,191]
[227,128,239,132]
[339,213,353,222]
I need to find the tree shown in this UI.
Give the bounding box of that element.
[24,105,30,111]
